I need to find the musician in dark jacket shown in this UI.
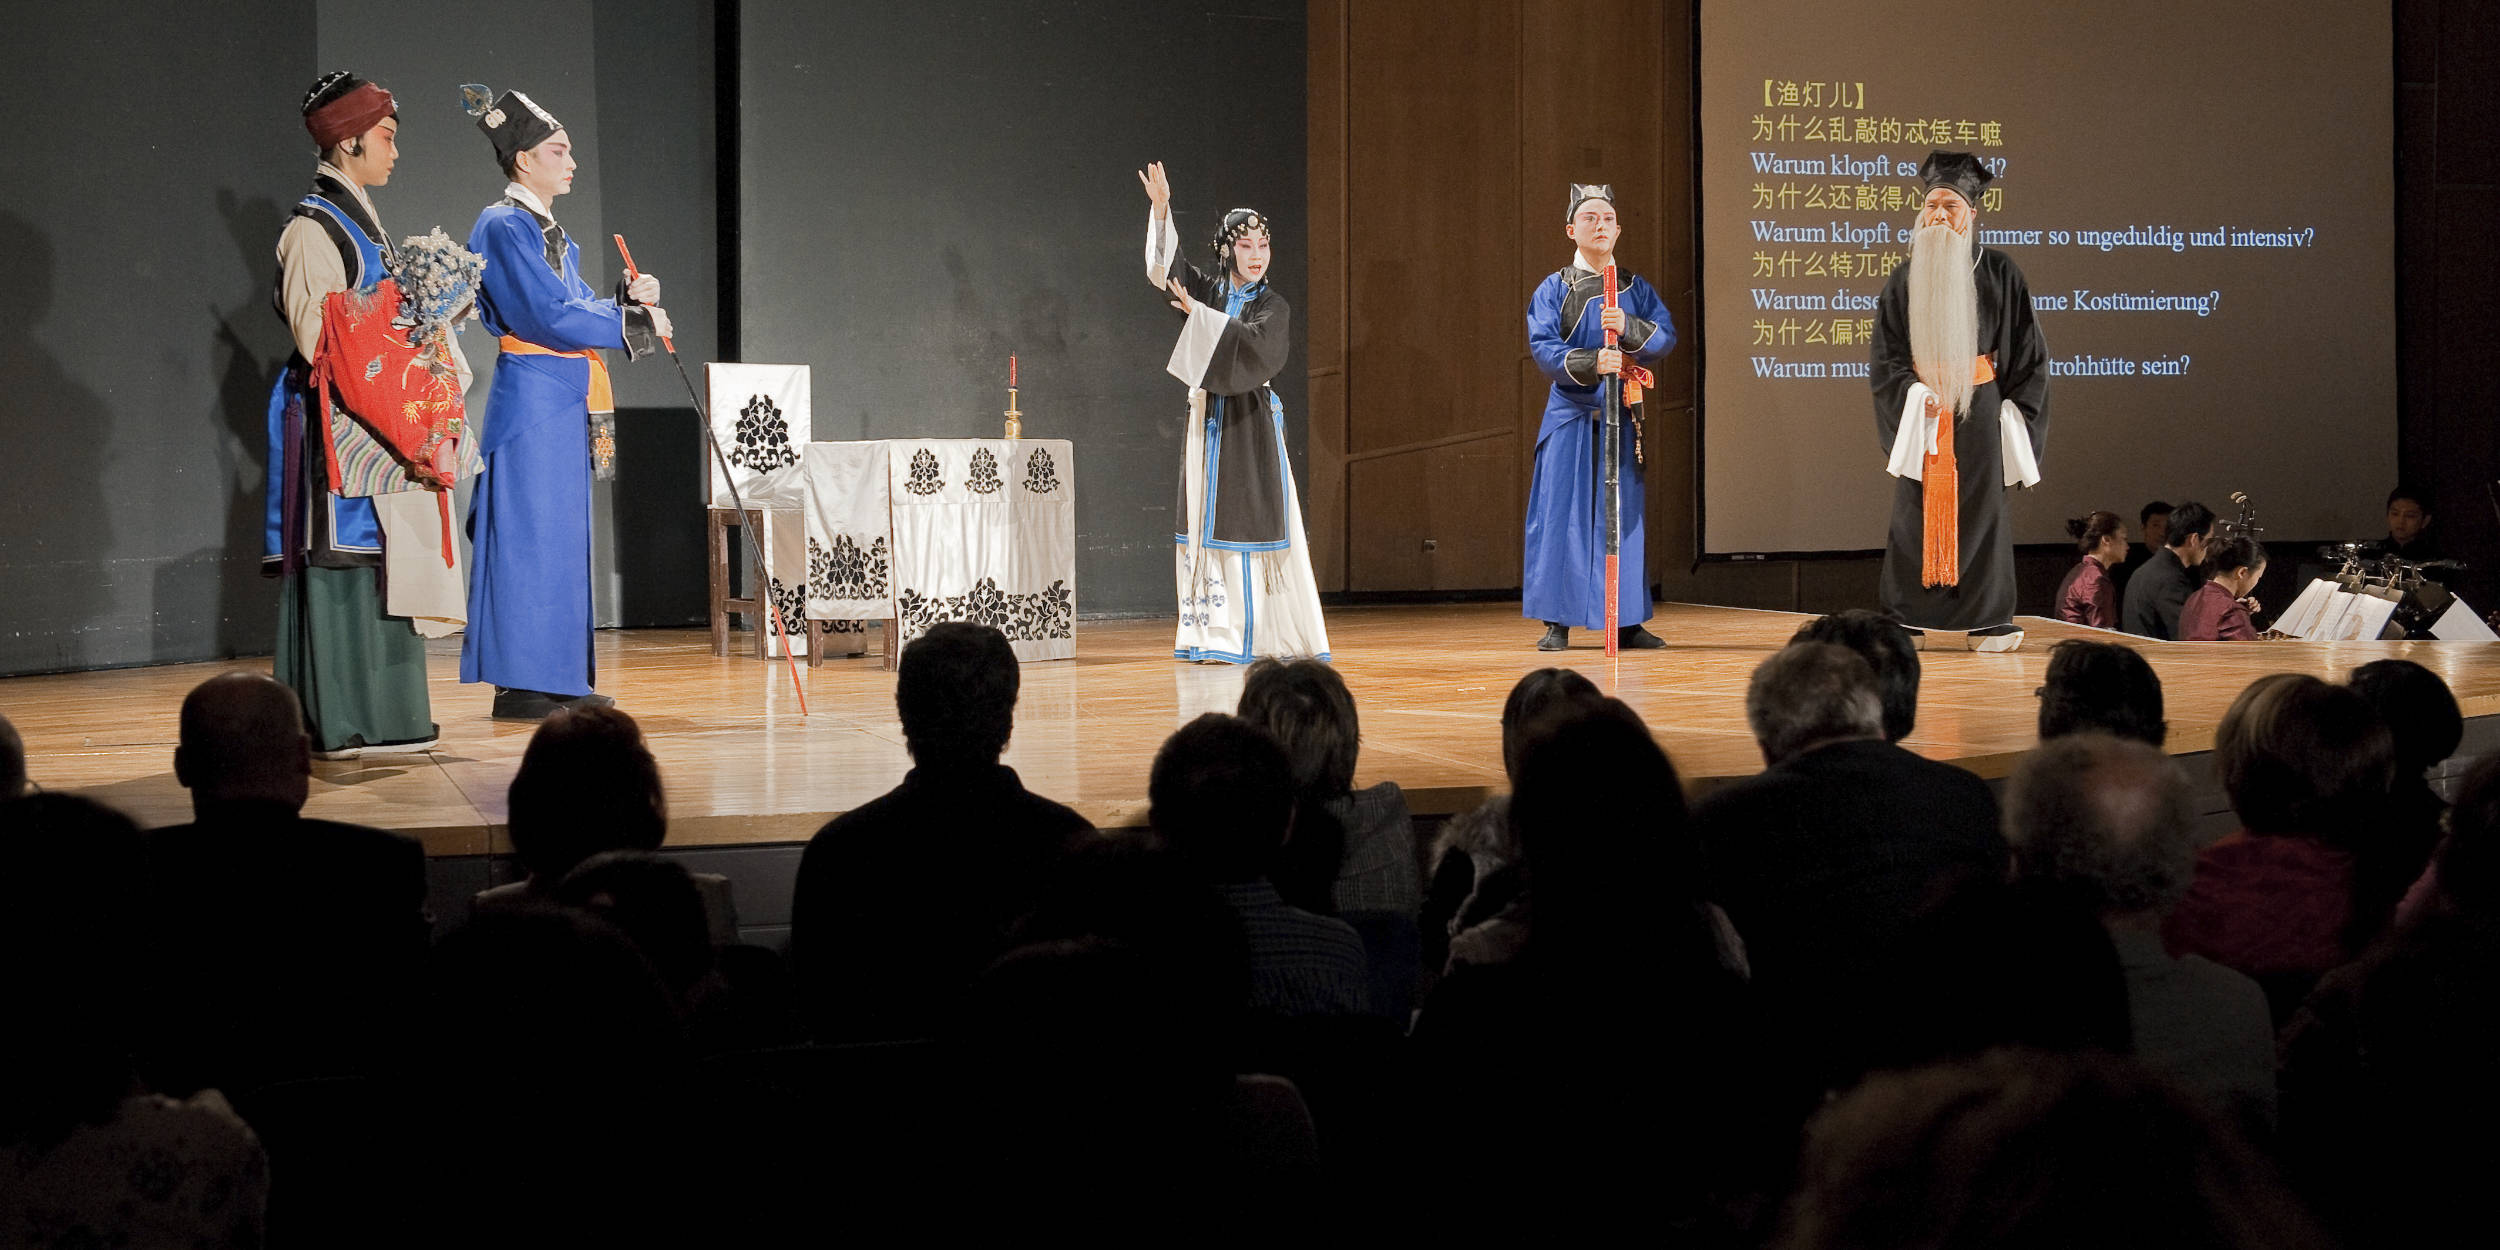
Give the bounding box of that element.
[2122,500,2215,640]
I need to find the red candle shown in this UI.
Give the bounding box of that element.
[1009,354,1017,388]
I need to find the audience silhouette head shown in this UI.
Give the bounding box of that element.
[1148,713,1294,884]
[1500,666,1601,780]
[508,705,667,886]
[0,710,24,801]
[1792,610,1921,742]
[2214,674,2391,837]
[2008,733,2197,920]
[1779,1050,2335,1250]
[2347,659,2462,778]
[1747,642,1885,765]
[174,671,312,812]
[2037,640,2168,746]
[1237,658,1359,798]
[896,622,1019,766]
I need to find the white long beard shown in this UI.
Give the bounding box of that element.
[1907,222,1979,418]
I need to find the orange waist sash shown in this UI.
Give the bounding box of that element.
[1920,353,1997,590]
[497,335,614,415]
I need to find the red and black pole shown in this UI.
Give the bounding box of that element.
[1602,264,1621,659]
[614,234,808,714]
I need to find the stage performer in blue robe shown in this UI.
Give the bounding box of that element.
[462,88,670,719]
[1523,183,1677,651]
[1868,151,2049,652]
[266,72,462,758]
[1138,161,1331,664]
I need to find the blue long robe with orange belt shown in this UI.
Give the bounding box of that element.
[461,190,657,696]
[1523,265,1676,630]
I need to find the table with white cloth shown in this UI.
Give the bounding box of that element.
[801,439,1076,663]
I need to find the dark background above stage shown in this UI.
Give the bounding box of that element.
[735,0,1307,621]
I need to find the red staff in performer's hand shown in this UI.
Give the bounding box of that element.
[615,233,810,713]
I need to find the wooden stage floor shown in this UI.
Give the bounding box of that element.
[10,603,2500,857]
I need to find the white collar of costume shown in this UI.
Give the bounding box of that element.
[503,181,555,223]
[1573,249,1615,277]
[316,161,382,229]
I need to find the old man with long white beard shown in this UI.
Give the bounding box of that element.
[1870,150,2050,650]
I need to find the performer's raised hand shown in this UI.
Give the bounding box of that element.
[1166,277,1196,314]
[1139,161,1173,218]
[626,272,661,305]
[1596,347,1622,376]
[645,305,673,341]
[1601,306,1626,337]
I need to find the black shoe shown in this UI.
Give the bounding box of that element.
[491,688,568,721]
[561,692,617,711]
[1537,623,1570,652]
[1618,625,1666,649]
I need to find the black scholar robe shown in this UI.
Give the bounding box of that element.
[1869,246,2050,631]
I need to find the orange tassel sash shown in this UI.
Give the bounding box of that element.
[1919,353,1996,589]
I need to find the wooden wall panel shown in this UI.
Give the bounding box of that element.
[1326,0,1528,590]
[1346,436,1525,590]
[1306,0,1348,590]
[1315,0,1690,593]
[1343,2,1522,459]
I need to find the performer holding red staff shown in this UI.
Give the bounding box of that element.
[461,87,673,719]
[1523,184,1677,652]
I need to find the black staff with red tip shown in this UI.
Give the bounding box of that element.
[614,234,809,714]
[1602,264,1622,658]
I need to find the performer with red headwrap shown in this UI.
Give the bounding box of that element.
[264,71,470,757]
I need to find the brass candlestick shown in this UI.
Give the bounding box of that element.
[1004,386,1022,440]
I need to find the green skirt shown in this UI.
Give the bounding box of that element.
[275,566,436,751]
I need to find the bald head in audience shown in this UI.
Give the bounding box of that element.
[0,710,25,800]
[174,672,313,813]
[2006,733,2197,925]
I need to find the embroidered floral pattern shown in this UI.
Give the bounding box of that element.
[808,533,890,602]
[1178,550,1229,628]
[728,395,798,473]
[896,578,1073,643]
[1022,447,1061,494]
[903,447,945,496]
[966,447,1004,495]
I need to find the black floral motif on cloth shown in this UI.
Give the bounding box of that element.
[904,447,944,496]
[744,575,808,642]
[896,578,1074,643]
[727,395,798,473]
[808,534,890,602]
[1022,447,1061,494]
[966,447,1004,495]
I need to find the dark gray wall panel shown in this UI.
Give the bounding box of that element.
[739,0,1308,617]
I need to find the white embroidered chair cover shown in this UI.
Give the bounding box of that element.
[704,363,810,509]
[802,439,1076,663]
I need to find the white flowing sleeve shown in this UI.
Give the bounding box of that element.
[1165,302,1229,389]
[1146,211,1178,287]
[1885,382,1938,480]
[2000,399,2042,487]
